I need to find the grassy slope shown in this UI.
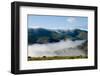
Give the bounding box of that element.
[28,56,88,61]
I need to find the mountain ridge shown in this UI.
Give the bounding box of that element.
[28,28,87,45]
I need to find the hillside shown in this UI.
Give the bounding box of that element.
[28,28,87,45]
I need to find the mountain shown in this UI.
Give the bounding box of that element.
[28,28,87,45]
[77,40,88,55]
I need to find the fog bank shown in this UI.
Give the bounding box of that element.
[28,40,86,57]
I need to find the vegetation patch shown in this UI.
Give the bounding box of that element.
[28,55,88,61]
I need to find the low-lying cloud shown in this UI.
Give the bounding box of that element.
[28,40,86,57]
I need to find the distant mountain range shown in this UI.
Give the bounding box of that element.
[28,28,87,45]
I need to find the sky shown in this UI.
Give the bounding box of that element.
[28,15,88,30]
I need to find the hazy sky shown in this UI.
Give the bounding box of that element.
[28,15,88,30]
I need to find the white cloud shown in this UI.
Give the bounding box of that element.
[28,25,41,29]
[28,40,86,57]
[67,17,76,23]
